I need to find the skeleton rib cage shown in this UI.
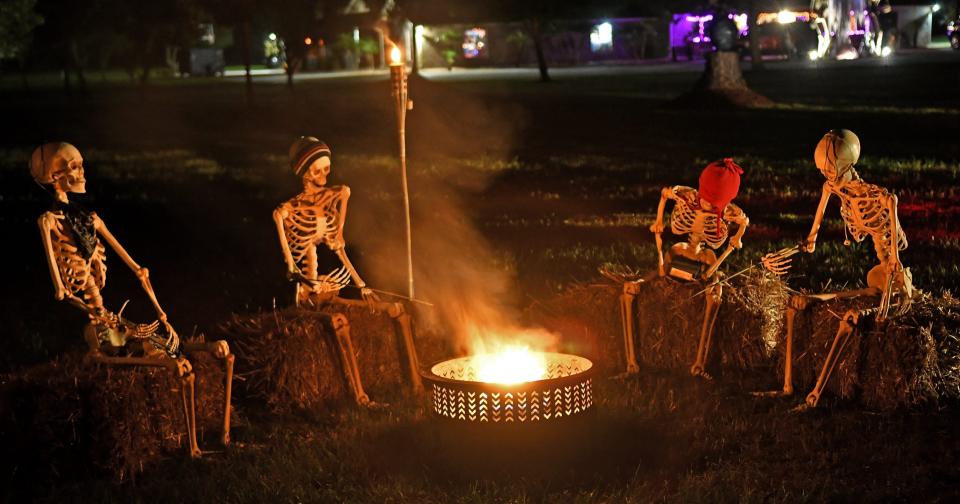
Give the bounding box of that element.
[280,187,350,291]
[832,180,907,263]
[668,186,740,250]
[47,212,107,313]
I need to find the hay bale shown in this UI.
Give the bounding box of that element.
[216,306,416,412]
[0,346,227,481]
[529,271,783,376]
[525,283,623,374]
[780,292,960,410]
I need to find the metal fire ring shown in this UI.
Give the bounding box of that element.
[421,352,595,424]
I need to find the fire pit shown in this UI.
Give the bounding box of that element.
[422,350,595,424]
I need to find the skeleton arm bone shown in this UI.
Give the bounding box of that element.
[886,192,903,271]
[328,187,377,300]
[93,214,169,325]
[38,213,94,312]
[38,213,69,301]
[649,186,674,234]
[803,182,833,253]
[330,186,350,250]
[273,205,302,279]
[650,187,675,276]
[703,214,748,279]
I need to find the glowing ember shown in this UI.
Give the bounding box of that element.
[389,45,402,65]
[474,346,547,384]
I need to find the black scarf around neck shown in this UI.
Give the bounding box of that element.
[53,200,97,260]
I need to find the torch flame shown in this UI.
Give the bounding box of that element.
[474,345,548,384]
[389,45,402,65]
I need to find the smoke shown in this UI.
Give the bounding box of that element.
[333,79,558,355]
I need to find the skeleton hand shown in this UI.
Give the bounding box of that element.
[761,247,799,276]
[287,269,311,284]
[802,238,817,253]
[360,287,380,303]
[730,236,743,249]
[161,320,181,355]
[649,221,665,234]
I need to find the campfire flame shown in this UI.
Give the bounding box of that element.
[474,345,548,384]
[389,45,402,65]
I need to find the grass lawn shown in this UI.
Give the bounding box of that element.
[1,52,959,501]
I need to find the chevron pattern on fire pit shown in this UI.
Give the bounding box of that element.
[422,353,595,423]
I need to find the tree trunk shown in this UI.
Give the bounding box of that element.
[748,1,764,70]
[164,46,179,75]
[284,45,298,89]
[529,19,550,83]
[139,32,157,87]
[241,22,254,105]
[674,51,772,108]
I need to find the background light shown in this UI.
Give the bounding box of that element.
[777,10,797,24]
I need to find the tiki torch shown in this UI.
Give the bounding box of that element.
[389,44,415,298]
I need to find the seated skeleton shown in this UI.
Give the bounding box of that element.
[31,142,234,458]
[273,137,422,404]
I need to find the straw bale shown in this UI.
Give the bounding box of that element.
[216,305,419,412]
[528,271,783,376]
[778,292,960,410]
[0,344,228,481]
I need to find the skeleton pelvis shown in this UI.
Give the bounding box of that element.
[866,264,914,297]
[666,244,717,282]
[83,322,166,358]
[297,283,340,306]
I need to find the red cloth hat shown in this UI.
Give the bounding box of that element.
[698,158,743,211]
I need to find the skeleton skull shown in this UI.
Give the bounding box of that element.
[30,142,86,193]
[814,129,860,183]
[302,156,331,191]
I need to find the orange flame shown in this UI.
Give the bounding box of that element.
[475,345,547,384]
[389,45,402,65]
[466,321,557,384]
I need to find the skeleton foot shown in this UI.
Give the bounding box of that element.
[751,386,794,398]
[689,364,713,380]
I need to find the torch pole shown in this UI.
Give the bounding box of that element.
[391,56,415,299]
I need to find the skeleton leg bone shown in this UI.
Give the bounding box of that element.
[386,302,423,395]
[802,309,862,409]
[690,283,722,379]
[179,372,202,458]
[327,313,371,406]
[182,340,234,446]
[312,296,423,395]
[753,294,814,397]
[619,281,642,375]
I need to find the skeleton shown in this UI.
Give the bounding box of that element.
[273,137,422,404]
[761,129,914,408]
[33,142,234,458]
[618,159,792,377]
